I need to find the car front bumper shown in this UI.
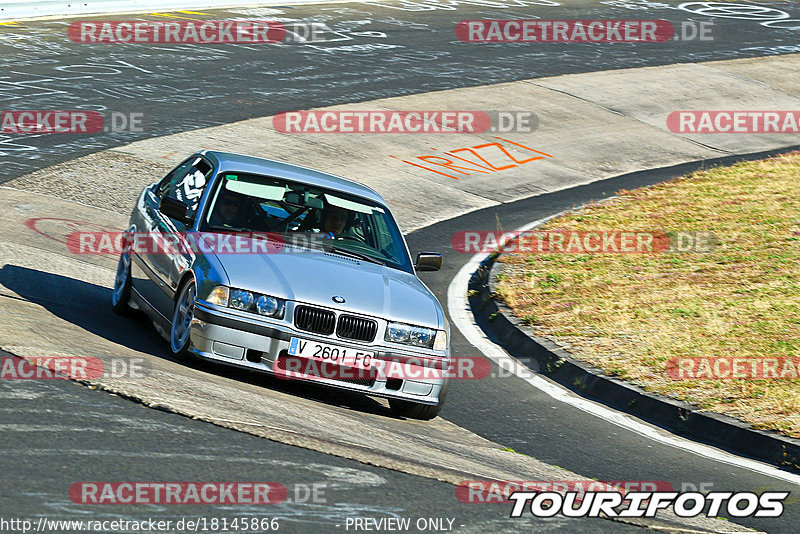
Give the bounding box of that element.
[190,302,448,405]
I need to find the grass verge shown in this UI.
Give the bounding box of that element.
[495,152,800,438]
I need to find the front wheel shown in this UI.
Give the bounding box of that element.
[389,382,448,420]
[170,278,196,359]
[111,253,133,316]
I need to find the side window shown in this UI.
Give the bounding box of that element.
[156,157,213,218]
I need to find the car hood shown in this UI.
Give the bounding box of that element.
[210,240,443,328]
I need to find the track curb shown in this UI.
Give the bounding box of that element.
[466,150,800,476]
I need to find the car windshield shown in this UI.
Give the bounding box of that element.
[200,172,413,273]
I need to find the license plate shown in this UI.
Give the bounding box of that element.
[288,338,373,370]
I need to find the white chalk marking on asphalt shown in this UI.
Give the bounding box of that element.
[448,217,800,487]
[0,424,102,432]
[0,391,43,399]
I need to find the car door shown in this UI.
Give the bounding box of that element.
[139,156,212,318]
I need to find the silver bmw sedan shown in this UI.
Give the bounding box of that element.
[111,151,449,419]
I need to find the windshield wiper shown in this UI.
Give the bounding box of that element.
[202,225,249,233]
[325,246,386,266]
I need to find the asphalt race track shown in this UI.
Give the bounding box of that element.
[2,1,800,533]
[2,0,800,179]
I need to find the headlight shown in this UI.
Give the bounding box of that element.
[211,286,285,319]
[386,323,410,343]
[410,327,433,347]
[256,294,284,318]
[385,322,441,349]
[230,289,254,310]
[206,286,229,307]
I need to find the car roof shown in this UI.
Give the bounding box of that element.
[200,150,386,205]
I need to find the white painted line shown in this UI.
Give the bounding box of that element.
[447,216,800,487]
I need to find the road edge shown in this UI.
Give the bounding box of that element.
[466,147,800,476]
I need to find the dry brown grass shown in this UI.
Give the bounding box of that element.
[496,152,800,438]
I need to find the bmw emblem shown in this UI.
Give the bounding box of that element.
[332,296,345,304]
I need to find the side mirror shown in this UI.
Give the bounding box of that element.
[160,196,192,225]
[415,252,442,272]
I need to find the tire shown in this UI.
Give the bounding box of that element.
[111,252,134,316]
[170,277,196,359]
[389,381,448,420]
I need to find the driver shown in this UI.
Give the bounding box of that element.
[319,205,349,238]
[209,192,246,229]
